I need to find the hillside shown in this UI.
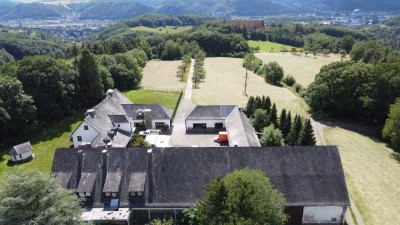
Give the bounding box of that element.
[324,0,400,11]
[71,2,152,20]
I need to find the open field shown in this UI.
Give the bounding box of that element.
[124,90,181,110]
[141,60,186,91]
[324,127,400,225]
[131,26,193,34]
[255,52,342,87]
[192,57,309,117]
[248,40,301,52]
[0,113,82,175]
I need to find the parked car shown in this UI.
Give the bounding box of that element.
[139,129,161,136]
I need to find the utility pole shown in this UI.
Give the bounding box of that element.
[244,67,248,96]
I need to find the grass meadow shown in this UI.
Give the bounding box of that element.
[130,26,193,34]
[248,40,302,52]
[255,52,343,87]
[191,57,309,117]
[324,127,400,225]
[141,60,186,92]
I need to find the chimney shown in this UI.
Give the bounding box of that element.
[144,109,152,129]
[147,149,153,204]
[101,150,108,190]
[85,109,96,118]
[77,150,84,187]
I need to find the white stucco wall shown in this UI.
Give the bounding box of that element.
[185,119,226,129]
[302,206,344,224]
[72,122,99,148]
[114,122,132,132]
[152,119,171,129]
[10,151,32,162]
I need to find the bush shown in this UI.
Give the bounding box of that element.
[263,61,284,85]
[260,125,283,146]
[283,75,296,86]
[131,135,151,147]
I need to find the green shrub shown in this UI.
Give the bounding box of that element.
[283,75,296,86]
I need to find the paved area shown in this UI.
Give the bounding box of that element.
[169,59,222,147]
[145,135,170,147]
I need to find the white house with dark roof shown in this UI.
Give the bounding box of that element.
[70,89,172,148]
[186,105,260,147]
[8,141,33,162]
[51,146,350,225]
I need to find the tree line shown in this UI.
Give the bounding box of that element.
[0,46,146,145]
[246,95,316,147]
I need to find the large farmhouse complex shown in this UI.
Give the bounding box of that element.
[52,146,350,225]
[70,89,172,148]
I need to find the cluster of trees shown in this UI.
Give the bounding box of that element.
[0,170,82,225]
[246,96,316,146]
[0,30,67,60]
[176,55,191,82]
[192,52,206,88]
[350,40,400,64]
[306,61,400,151]
[382,99,400,152]
[0,47,146,144]
[184,169,287,225]
[243,54,285,85]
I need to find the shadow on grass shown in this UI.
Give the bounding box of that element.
[390,152,400,163]
[0,113,83,156]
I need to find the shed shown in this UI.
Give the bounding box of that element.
[8,142,33,162]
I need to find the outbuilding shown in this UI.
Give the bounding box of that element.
[8,142,33,162]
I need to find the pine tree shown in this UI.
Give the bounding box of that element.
[77,48,104,107]
[282,111,292,142]
[265,96,272,113]
[298,119,316,146]
[261,96,266,109]
[253,109,268,132]
[255,96,262,110]
[279,108,287,133]
[246,96,255,117]
[287,115,303,146]
[269,103,278,128]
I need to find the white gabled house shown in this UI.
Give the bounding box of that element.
[70,89,172,148]
[9,141,33,162]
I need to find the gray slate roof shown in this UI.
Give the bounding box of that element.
[108,115,129,124]
[8,142,33,155]
[121,104,172,120]
[225,107,261,147]
[82,89,133,148]
[52,146,350,208]
[186,105,236,120]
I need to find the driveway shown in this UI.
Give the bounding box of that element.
[169,59,222,147]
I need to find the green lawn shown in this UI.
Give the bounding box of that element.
[0,113,83,175]
[124,90,181,110]
[130,26,193,34]
[248,40,301,52]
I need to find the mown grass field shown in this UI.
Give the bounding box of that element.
[192,57,309,117]
[0,90,181,176]
[255,52,342,87]
[248,40,302,52]
[131,26,193,34]
[141,60,186,91]
[124,90,181,110]
[324,127,400,225]
[0,113,82,175]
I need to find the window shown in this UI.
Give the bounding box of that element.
[105,192,111,197]
[84,125,89,130]
[215,123,223,129]
[118,124,121,127]
[331,218,337,222]
[77,136,82,141]
[130,191,144,197]
[112,192,117,197]
[19,154,22,159]
[85,192,91,197]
